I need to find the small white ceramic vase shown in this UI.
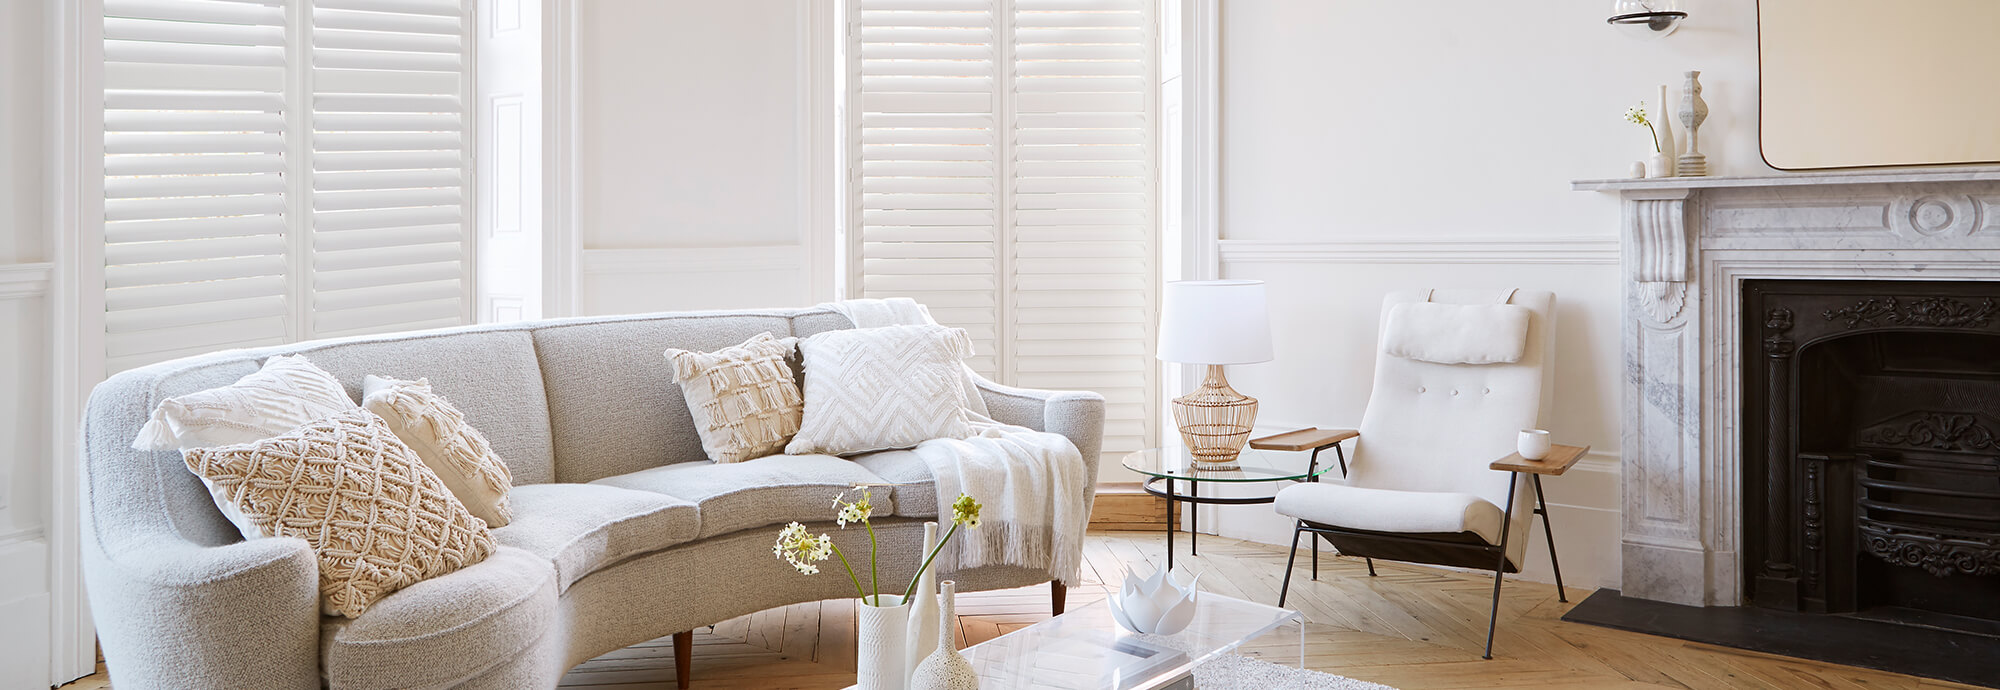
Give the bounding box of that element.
[857,594,911,690]
[1628,161,1648,179]
[1518,429,1553,460]
[1645,152,1672,178]
[1107,565,1199,635]
[904,522,941,682]
[1656,84,1678,175]
[909,581,978,690]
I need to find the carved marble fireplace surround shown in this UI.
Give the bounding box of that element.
[1576,168,2000,607]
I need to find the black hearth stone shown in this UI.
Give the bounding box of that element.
[1561,588,2000,688]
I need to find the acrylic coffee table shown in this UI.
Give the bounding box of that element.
[951,591,1303,690]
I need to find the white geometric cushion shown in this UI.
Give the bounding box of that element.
[131,354,360,540]
[785,324,975,456]
[664,332,804,463]
[1274,482,1507,545]
[363,375,517,527]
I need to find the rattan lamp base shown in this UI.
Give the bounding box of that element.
[1172,365,1258,470]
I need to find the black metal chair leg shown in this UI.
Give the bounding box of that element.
[1365,557,1376,577]
[1533,475,1567,603]
[1279,522,1305,608]
[1485,475,1520,660]
[1311,530,1319,580]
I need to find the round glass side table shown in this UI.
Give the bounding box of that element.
[1121,444,1343,570]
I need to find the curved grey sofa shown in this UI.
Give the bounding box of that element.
[81,306,1105,689]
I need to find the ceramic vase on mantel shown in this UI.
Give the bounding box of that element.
[909,581,978,690]
[857,594,911,690]
[1676,70,1709,177]
[904,522,941,683]
[1655,84,1678,176]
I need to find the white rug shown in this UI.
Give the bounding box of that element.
[1192,653,1397,690]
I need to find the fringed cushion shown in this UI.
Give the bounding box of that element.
[665,332,805,463]
[362,375,517,527]
[786,324,976,456]
[183,408,496,618]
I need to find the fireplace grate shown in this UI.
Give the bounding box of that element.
[1856,451,2000,577]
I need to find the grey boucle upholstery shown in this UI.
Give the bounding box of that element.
[492,483,699,591]
[80,306,1105,689]
[532,312,796,482]
[589,453,896,539]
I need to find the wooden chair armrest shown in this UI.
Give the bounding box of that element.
[1250,427,1359,451]
[1490,444,1590,476]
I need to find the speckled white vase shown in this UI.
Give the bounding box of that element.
[909,581,978,690]
[857,594,910,690]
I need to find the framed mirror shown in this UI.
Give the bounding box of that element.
[1759,0,2000,170]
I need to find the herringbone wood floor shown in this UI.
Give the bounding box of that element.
[66,530,1981,689]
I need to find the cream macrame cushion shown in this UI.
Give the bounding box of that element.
[131,354,360,540]
[362,375,516,527]
[664,332,804,463]
[786,324,975,456]
[183,408,497,618]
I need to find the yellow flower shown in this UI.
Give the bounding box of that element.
[773,521,833,575]
[951,494,982,529]
[835,488,875,528]
[1624,102,1651,126]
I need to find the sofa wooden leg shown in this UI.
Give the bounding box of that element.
[673,630,692,690]
[1051,580,1067,616]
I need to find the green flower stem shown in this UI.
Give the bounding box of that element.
[902,522,962,601]
[827,542,869,602]
[865,519,881,607]
[1646,122,1660,153]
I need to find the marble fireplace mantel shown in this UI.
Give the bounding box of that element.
[1574,167,2000,607]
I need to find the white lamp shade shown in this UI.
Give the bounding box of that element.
[1157,280,1274,364]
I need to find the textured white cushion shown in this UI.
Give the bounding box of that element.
[786,324,976,456]
[182,408,497,617]
[1274,482,1506,544]
[664,332,804,463]
[363,375,517,527]
[1381,302,1530,365]
[131,354,359,540]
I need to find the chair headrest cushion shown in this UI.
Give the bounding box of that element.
[1382,302,1531,365]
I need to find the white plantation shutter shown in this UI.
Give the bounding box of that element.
[100,0,471,372]
[849,0,1158,456]
[102,0,293,372]
[310,0,470,337]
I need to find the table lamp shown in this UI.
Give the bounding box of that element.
[1157,280,1274,470]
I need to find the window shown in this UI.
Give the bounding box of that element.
[101,0,472,372]
[845,0,1160,461]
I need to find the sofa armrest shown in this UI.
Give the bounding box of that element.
[972,376,1108,533]
[85,533,323,689]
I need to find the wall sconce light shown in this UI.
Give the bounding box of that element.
[1609,0,1686,39]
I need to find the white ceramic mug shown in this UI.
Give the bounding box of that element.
[1518,429,1552,460]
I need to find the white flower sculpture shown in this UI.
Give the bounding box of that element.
[1107,565,1200,635]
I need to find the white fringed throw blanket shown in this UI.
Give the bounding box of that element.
[821,298,1088,585]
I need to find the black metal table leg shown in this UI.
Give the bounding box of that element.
[1533,475,1566,602]
[1190,481,1198,556]
[1165,476,1176,571]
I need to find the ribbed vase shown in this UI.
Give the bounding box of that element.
[910,581,979,690]
[857,594,910,690]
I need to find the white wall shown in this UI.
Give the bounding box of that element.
[569,0,821,315]
[0,0,56,686]
[1202,0,1767,591]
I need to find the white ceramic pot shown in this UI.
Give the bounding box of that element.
[858,594,911,690]
[1518,429,1553,460]
[1645,151,1672,178]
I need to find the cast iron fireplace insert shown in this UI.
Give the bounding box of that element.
[1741,279,2000,633]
